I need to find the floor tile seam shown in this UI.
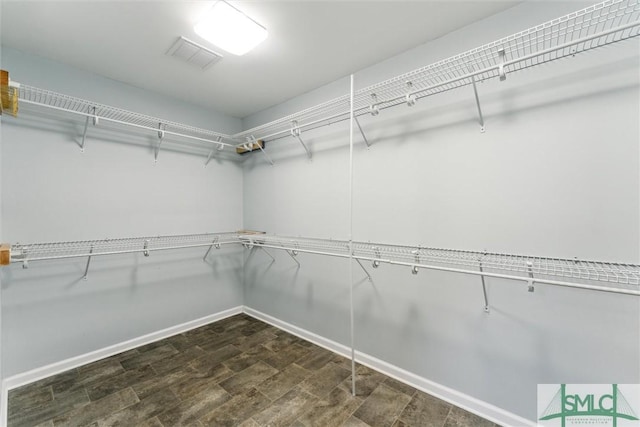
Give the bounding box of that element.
[8,386,91,422]
[90,400,139,426]
[8,385,55,407]
[390,397,413,427]
[440,403,454,427]
[194,387,272,426]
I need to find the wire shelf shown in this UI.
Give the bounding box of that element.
[15,85,235,148]
[10,232,241,263]
[239,233,640,294]
[5,232,639,294]
[234,0,640,144]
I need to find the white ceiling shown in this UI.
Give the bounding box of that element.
[0,1,519,119]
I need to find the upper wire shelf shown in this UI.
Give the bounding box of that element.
[238,233,640,296]
[234,0,640,144]
[10,232,240,264]
[15,84,235,149]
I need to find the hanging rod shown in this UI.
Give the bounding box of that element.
[238,234,640,296]
[6,232,241,266]
[233,0,640,145]
[12,84,237,149]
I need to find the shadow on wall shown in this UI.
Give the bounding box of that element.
[0,248,244,307]
[2,109,244,164]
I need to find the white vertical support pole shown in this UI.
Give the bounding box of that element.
[349,73,356,397]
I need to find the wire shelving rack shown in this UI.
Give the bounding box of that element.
[14,84,236,153]
[8,232,241,278]
[238,233,640,297]
[5,1,639,160]
[233,0,640,147]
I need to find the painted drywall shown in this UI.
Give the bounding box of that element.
[0,47,245,377]
[242,2,640,422]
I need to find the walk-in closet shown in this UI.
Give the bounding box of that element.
[0,1,638,426]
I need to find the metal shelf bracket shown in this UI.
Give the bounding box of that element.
[203,236,220,261]
[80,106,98,153]
[478,260,490,313]
[354,117,371,148]
[291,121,312,159]
[405,82,417,107]
[249,135,274,166]
[372,246,381,268]
[527,261,535,292]
[83,245,94,280]
[205,137,224,167]
[259,247,276,263]
[155,123,165,163]
[468,67,485,133]
[369,94,380,116]
[411,249,420,275]
[286,249,300,267]
[498,48,507,81]
[355,258,372,282]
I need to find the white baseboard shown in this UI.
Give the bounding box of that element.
[243,306,535,427]
[3,306,242,392]
[2,305,534,427]
[0,381,7,427]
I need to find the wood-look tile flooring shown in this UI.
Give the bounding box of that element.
[8,314,499,427]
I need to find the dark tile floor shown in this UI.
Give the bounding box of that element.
[8,314,500,427]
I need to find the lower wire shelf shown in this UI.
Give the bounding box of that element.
[1,232,638,296]
[238,234,640,297]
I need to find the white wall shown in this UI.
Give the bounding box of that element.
[0,47,245,377]
[242,2,640,423]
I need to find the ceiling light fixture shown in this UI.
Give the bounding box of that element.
[194,1,268,56]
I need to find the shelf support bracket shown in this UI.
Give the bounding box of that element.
[355,258,372,282]
[286,250,300,267]
[526,261,535,292]
[259,247,276,263]
[371,246,381,268]
[80,106,97,152]
[498,48,507,81]
[411,249,420,275]
[478,261,489,313]
[155,123,165,163]
[205,137,224,167]
[80,115,90,153]
[405,81,416,107]
[291,121,312,159]
[250,135,274,166]
[469,71,485,133]
[354,117,371,148]
[369,93,380,116]
[203,237,219,261]
[83,245,94,280]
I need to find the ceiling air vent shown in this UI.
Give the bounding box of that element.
[166,36,222,70]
